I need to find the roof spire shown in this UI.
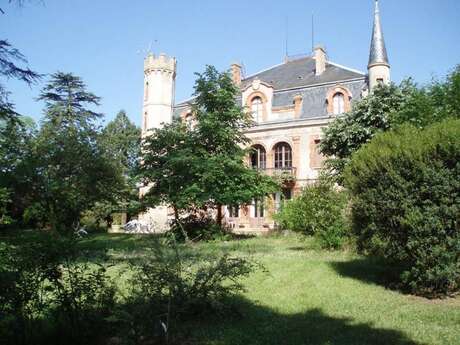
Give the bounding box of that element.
[368,0,389,67]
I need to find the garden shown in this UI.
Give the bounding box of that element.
[1,15,459,343]
[1,231,459,345]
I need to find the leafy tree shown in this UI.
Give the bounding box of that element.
[31,72,122,233]
[101,110,140,176]
[392,65,460,127]
[0,116,37,226]
[141,120,197,215]
[320,66,460,182]
[319,83,407,181]
[93,110,142,223]
[141,66,278,225]
[0,187,12,225]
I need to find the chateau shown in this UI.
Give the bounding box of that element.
[140,0,390,232]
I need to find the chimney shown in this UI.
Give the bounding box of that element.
[231,63,242,86]
[314,46,326,76]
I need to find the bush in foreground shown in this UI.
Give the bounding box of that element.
[0,232,258,344]
[274,183,348,249]
[0,235,116,345]
[124,237,259,343]
[345,119,460,297]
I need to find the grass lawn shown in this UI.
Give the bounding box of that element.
[75,232,460,345]
[2,231,459,345]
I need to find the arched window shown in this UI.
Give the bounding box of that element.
[274,142,292,169]
[251,96,263,123]
[250,145,266,170]
[333,92,345,115]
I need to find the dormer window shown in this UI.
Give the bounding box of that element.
[251,96,263,123]
[333,92,345,115]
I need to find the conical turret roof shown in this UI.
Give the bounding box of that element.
[369,0,389,67]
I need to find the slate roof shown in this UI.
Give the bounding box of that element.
[369,0,389,67]
[173,56,367,121]
[241,56,365,91]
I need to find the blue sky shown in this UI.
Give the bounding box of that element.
[2,0,460,127]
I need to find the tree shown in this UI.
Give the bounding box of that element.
[0,116,37,226]
[31,72,122,233]
[95,110,142,223]
[141,65,278,225]
[391,65,460,127]
[0,40,40,123]
[1,0,42,14]
[319,83,407,181]
[320,66,460,182]
[101,110,140,176]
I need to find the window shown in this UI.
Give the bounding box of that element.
[333,92,345,115]
[377,78,384,85]
[250,145,266,170]
[310,137,324,169]
[254,199,264,218]
[282,188,292,200]
[274,188,292,212]
[251,96,263,123]
[274,142,292,169]
[144,82,149,101]
[228,205,239,218]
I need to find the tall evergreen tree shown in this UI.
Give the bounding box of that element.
[32,72,121,233]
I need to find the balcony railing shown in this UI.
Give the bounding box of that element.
[252,167,297,184]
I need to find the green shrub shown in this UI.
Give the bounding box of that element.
[345,119,460,297]
[49,262,116,344]
[170,213,229,242]
[0,235,65,344]
[273,183,348,249]
[0,234,117,345]
[126,238,258,342]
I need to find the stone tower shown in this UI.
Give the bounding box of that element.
[139,53,177,232]
[368,0,390,90]
[142,53,177,135]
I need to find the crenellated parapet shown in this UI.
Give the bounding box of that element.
[144,53,176,76]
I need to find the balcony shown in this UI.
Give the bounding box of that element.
[252,167,297,186]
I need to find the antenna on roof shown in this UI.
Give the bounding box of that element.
[311,13,315,54]
[284,16,289,62]
[137,39,158,55]
[241,62,247,79]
